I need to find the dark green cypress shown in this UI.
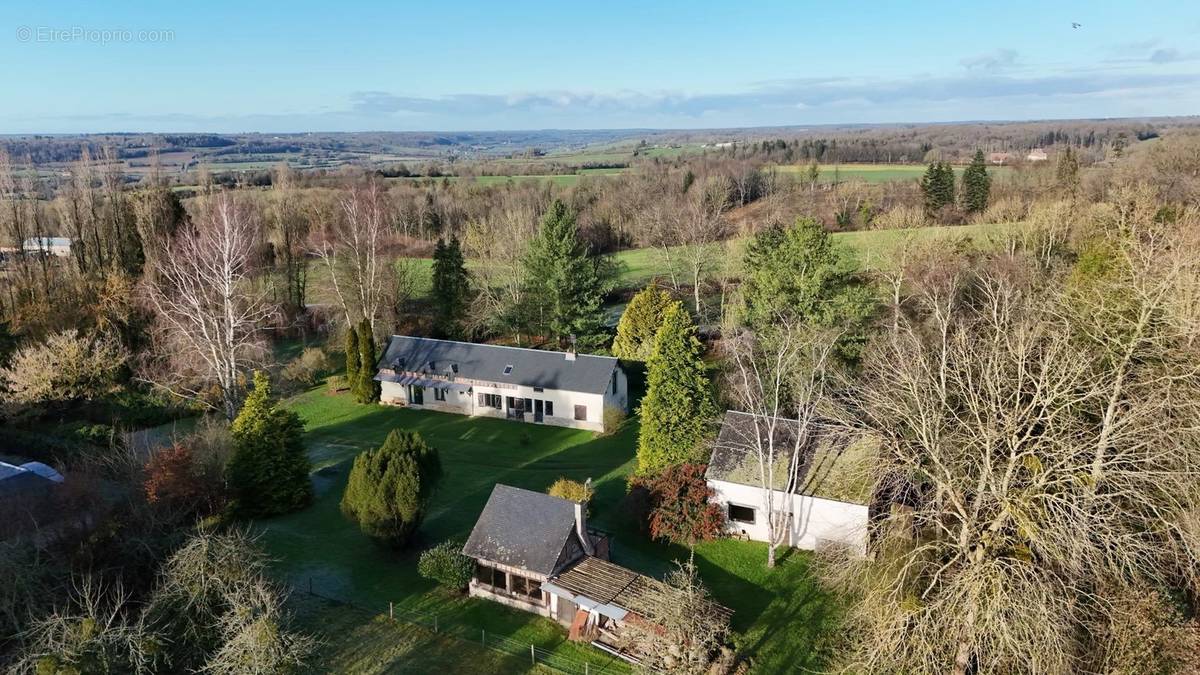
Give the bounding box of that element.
[355,319,379,403]
[961,150,991,213]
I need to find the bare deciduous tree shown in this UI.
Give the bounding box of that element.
[143,192,273,419]
[311,180,391,334]
[822,217,1200,673]
[723,320,839,568]
[462,188,540,339]
[618,555,731,675]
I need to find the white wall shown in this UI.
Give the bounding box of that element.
[379,378,615,432]
[708,478,868,555]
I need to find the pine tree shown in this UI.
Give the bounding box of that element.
[431,236,471,339]
[340,429,442,548]
[354,319,379,403]
[637,302,717,475]
[921,161,956,216]
[740,218,875,360]
[227,371,312,517]
[344,323,360,387]
[521,199,615,349]
[612,286,674,361]
[961,150,991,213]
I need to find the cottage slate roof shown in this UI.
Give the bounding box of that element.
[377,336,618,395]
[462,484,582,577]
[705,410,873,504]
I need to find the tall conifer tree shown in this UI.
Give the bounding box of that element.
[961,150,991,213]
[637,302,717,475]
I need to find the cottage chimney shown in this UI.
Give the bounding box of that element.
[565,334,577,361]
[574,502,594,556]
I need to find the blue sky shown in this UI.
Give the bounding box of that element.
[2,1,1198,133]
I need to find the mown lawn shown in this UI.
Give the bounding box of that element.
[261,390,839,673]
[292,594,559,675]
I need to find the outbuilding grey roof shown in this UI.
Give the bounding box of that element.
[377,336,618,395]
[705,410,873,504]
[462,484,582,577]
[0,461,59,497]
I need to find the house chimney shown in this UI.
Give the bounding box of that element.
[565,334,577,361]
[574,502,594,556]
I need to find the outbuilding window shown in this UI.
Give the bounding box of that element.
[728,503,756,524]
[574,405,587,421]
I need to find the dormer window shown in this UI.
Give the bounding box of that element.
[503,365,513,375]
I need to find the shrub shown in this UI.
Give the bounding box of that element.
[547,477,594,508]
[281,347,332,388]
[417,540,473,591]
[341,429,442,548]
[0,329,127,406]
[871,204,927,230]
[144,443,226,519]
[602,405,627,436]
[980,195,1027,224]
[74,423,119,448]
[631,463,726,545]
[327,374,348,393]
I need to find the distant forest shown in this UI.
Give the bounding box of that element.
[3,117,1195,167]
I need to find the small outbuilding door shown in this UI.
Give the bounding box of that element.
[534,399,544,423]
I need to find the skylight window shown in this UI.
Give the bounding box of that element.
[503,365,513,375]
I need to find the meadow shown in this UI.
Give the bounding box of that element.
[303,220,1021,308]
[773,162,1014,183]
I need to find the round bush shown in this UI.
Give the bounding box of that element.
[417,540,473,591]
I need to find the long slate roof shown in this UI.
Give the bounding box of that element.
[462,484,582,577]
[377,336,618,395]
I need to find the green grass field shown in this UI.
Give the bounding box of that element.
[773,162,1014,184]
[614,221,1020,289]
[302,221,1019,310]
[260,391,838,673]
[293,594,559,674]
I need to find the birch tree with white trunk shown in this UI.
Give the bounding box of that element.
[723,319,839,568]
[311,180,391,335]
[143,191,273,419]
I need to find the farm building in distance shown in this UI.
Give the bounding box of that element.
[705,411,871,554]
[23,237,72,256]
[373,336,628,433]
[1026,148,1049,162]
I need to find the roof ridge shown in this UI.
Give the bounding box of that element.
[388,335,617,362]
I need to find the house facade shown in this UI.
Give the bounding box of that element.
[374,336,628,433]
[705,411,870,555]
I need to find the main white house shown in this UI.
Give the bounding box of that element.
[705,410,871,555]
[373,336,628,433]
